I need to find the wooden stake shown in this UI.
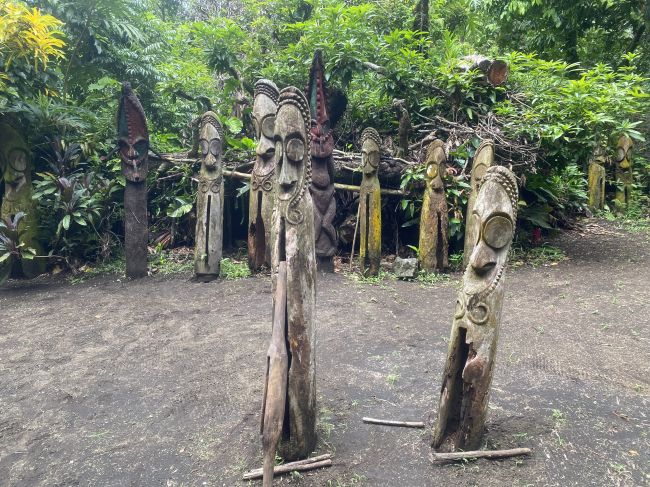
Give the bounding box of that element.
[362,417,425,428]
[242,455,332,481]
[430,447,531,462]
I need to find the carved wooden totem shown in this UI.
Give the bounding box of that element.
[418,140,448,272]
[261,87,317,486]
[117,82,149,278]
[588,148,606,210]
[392,98,411,158]
[0,122,44,278]
[248,79,279,271]
[433,165,518,452]
[194,112,224,280]
[358,128,382,276]
[464,140,494,267]
[614,135,633,208]
[307,50,337,272]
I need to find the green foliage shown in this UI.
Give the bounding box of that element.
[0,212,38,284]
[220,257,251,279]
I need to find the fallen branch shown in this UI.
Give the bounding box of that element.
[242,454,332,481]
[430,447,532,462]
[362,417,425,428]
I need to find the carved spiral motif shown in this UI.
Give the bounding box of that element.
[251,169,275,192]
[199,175,223,194]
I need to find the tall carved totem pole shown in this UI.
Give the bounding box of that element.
[418,139,448,272]
[615,135,633,208]
[261,87,317,486]
[358,127,382,276]
[117,82,149,278]
[194,112,224,281]
[587,148,606,211]
[248,79,280,271]
[307,50,339,272]
[433,165,518,452]
[464,140,494,267]
[0,122,44,278]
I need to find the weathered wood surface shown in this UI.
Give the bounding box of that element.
[261,261,289,487]
[418,140,448,272]
[459,55,509,87]
[362,417,425,428]
[588,149,606,210]
[243,455,333,481]
[269,87,317,462]
[193,112,224,280]
[464,139,494,267]
[431,447,531,462]
[248,79,279,271]
[117,83,150,278]
[308,50,338,272]
[615,135,633,209]
[358,128,382,276]
[0,122,44,278]
[433,165,518,452]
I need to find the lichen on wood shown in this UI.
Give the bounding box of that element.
[614,135,633,209]
[358,128,382,276]
[433,165,518,452]
[588,148,606,210]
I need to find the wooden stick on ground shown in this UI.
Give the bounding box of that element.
[430,447,532,463]
[362,417,425,428]
[242,455,332,481]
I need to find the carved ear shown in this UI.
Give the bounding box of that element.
[328,88,347,128]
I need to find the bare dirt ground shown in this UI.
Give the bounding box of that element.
[1,219,649,487]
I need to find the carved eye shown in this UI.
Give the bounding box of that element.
[483,215,513,249]
[426,163,438,179]
[134,140,148,157]
[616,147,626,162]
[210,139,222,156]
[286,138,304,162]
[9,150,27,172]
[261,116,275,139]
[200,139,209,157]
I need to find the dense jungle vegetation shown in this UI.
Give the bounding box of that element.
[1,0,649,272]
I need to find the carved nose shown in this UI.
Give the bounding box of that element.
[469,242,497,274]
[127,146,137,159]
[278,159,293,188]
[256,137,275,158]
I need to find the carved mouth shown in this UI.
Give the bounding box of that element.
[463,261,504,297]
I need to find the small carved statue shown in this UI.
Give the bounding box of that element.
[392,98,411,158]
[614,135,633,208]
[0,122,44,278]
[418,139,448,272]
[248,79,279,271]
[358,128,382,276]
[588,147,607,210]
[194,112,224,281]
[117,82,149,278]
[432,165,518,452]
[307,50,341,272]
[262,87,317,486]
[464,140,494,267]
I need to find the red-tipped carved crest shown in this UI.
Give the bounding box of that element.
[117,82,150,183]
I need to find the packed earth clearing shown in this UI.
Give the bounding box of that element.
[1,219,648,487]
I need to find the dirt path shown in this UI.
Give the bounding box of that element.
[1,220,648,486]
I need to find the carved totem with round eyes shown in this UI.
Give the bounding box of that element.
[588,147,606,210]
[464,140,494,267]
[0,122,44,278]
[262,87,317,476]
[358,128,382,276]
[614,135,633,208]
[117,82,149,278]
[307,51,338,272]
[193,112,224,280]
[248,79,279,271]
[418,140,448,272]
[433,165,518,452]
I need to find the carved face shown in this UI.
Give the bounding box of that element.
[4,148,28,199]
[308,51,334,159]
[117,84,149,183]
[275,104,308,202]
[253,93,277,164]
[361,138,380,176]
[425,141,445,190]
[465,176,515,296]
[199,113,222,170]
[471,142,494,193]
[615,135,633,172]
